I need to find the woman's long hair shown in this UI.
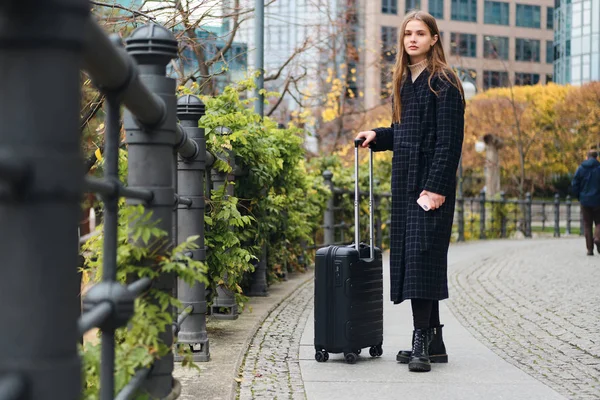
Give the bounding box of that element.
[391,10,465,123]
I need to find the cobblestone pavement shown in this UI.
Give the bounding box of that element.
[447,238,600,399]
[238,280,314,399]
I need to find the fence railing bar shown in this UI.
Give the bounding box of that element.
[175,194,192,207]
[172,305,194,336]
[333,187,390,198]
[175,124,199,161]
[83,18,165,127]
[0,158,30,187]
[80,230,101,245]
[98,93,123,400]
[101,328,116,400]
[173,251,194,260]
[127,277,152,297]
[114,367,151,400]
[84,177,154,202]
[0,374,25,400]
[78,302,112,337]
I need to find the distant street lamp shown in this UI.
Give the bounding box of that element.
[458,73,477,201]
[457,70,476,242]
[475,140,486,153]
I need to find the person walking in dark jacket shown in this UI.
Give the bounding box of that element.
[572,150,600,255]
[355,10,464,372]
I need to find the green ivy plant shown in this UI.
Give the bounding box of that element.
[178,77,327,301]
[80,148,207,399]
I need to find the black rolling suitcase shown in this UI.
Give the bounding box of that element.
[314,138,384,364]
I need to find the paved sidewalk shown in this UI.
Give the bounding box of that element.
[236,238,600,399]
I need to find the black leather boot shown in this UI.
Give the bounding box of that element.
[408,328,433,372]
[397,325,448,364]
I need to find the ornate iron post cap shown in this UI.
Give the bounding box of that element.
[177,95,205,121]
[125,23,178,65]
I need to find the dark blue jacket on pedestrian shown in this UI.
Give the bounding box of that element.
[571,158,600,207]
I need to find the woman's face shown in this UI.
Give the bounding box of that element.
[403,19,438,63]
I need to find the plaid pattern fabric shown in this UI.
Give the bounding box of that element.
[371,70,464,304]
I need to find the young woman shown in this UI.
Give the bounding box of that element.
[355,10,465,373]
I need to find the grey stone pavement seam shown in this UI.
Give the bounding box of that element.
[447,238,600,399]
[237,279,314,400]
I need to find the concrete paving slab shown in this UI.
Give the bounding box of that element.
[299,242,568,400]
[303,381,564,400]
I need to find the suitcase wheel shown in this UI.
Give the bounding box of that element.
[344,352,358,364]
[315,350,329,362]
[369,344,383,357]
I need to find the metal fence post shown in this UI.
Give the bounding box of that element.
[0,2,88,398]
[554,193,561,238]
[175,95,210,362]
[526,192,533,238]
[479,190,486,239]
[500,191,507,238]
[124,24,178,397]
[210,149,240,317]
[566,195,572,235]
[457,194,465,242]
[323,170,335,245]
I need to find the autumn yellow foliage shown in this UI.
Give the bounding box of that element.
[464,82,600,195]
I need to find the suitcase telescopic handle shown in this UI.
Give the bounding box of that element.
[353,138,374,259]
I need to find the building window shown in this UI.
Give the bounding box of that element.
[381,26,398,62]
[451,32,477,57]
[516,38,540,62]
[547,7,554,29]
[406,0,421,12]
[484,1,509,25]
[546,74,553,83]
[484,36,509,60]
[483,70,509,90]
[546,41,554,63]
[515,72,540,85]
[382,0,397,14]
[429,0,444,18]
[451,0,477,22]
[516,4,541,28]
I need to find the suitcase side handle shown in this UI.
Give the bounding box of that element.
[354,138,374,259]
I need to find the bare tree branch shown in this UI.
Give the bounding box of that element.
[206,0,241,67]
[80,93,105,131]
[90,1,156,20]
[266,72,307,117]
[264,38,310,82]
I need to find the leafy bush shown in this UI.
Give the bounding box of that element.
[81,150,206,399]
[180,78,328,298]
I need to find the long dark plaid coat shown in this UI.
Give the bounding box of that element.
[371,69,464,304]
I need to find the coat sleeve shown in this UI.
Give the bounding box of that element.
[370,125,394,152]
[423,79,464,197]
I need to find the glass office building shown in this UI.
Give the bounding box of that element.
[554,0,600,84]
[362,0,555,108]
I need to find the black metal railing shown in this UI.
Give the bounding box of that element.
[456,191,581,241]
[0,4,231,399]
[313,171,582,250]
[312,170,391,249]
